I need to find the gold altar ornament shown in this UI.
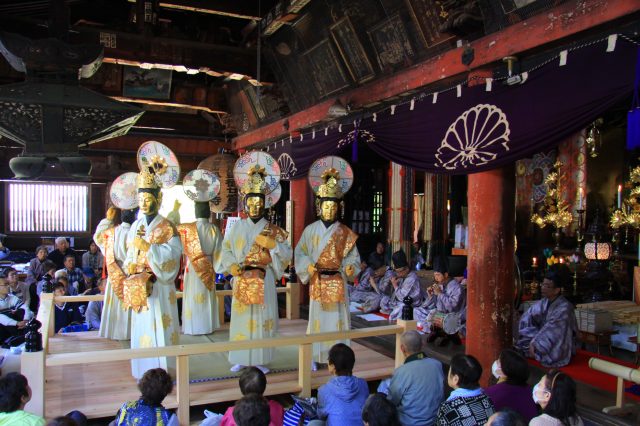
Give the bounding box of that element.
[610,165,640,229]
[531,161,573,229]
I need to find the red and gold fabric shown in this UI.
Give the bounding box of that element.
[177,223,215,291]
[309,223,358,304]
[103,226,127,303]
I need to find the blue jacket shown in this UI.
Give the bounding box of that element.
[388,353,444,426]
[317,375,369,426]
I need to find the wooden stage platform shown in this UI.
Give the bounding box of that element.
[44,319,395,420]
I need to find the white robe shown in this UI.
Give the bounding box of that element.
[294,220,361,363]
[181,219,222,335]
[123,214,182,379]
[94,219,131,340]
[219,217,292,366]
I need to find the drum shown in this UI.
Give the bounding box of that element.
[432,312,461,335]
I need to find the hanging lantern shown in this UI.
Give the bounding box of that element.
[584,241,611,261]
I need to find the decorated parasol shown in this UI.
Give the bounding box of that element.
[182,169,221,202]
[234,151,280,195]
[137,140,180,188]
[308,155,354,195]
[109,172,138,209]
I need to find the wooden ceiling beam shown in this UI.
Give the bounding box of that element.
[126,0,262,21]
[81,135,229,157]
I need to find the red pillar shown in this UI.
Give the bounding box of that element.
[290,177,314,303]
[466,166,515,386]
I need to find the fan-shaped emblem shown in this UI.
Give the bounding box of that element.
[435,104,510,170]
[278,153,297,180]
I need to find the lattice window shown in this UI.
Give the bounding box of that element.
[7,182,89,233]
[372,190,383,234]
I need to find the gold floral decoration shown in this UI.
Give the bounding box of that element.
[531,161,573,229]
[610,166,640,229]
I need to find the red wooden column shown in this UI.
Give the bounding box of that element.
[290,177,314,303]
[466,165,516,386]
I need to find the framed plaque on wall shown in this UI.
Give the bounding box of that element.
[367,13,415,72]
[330,17,375,84]
[405,0,455,48]
[302,39,350,97]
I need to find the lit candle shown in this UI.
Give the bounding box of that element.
[559,257,564,264]
[532,257,537,267]
[618,184,622,209]
[578,188,584,209]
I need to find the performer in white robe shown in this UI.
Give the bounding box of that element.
[219,156,292,372]
[123,169,182,379]
[178,201,223,335]
[94,207,136,340]
[295,159,360,367]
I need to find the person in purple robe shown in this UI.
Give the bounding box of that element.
[416,257,466,345]
[350,250,392,313]
[515,270,577,368]
[379,250,423,320]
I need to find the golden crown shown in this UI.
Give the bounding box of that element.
[137,170,160,191]
[241,165,267,195]
[317,168,343,199]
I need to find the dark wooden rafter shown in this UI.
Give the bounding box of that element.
[126,0,263,21]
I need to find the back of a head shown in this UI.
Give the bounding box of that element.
[239,367,267,396]
[450,354,482,389]
[46,416,77,426]
[499,349,529,385]
[487,409,526,426]
[0,373,29,413]
[328,343,356,375]
[544,370,578,422]
[401,330,422,354]
[362,393,400,426]
[232,393,270,426]
[138,368,173,406]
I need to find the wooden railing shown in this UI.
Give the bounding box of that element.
[588,357,640,416]
[22,286,414,425]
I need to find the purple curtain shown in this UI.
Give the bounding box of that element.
[267,37,638,177]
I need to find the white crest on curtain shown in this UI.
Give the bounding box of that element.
[277,153,297,180]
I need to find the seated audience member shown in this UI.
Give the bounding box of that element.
[350,252,392,313]
[36,261,58,296]
[486,409,526,426]
[515,269,577,367]
[362,393,400,426]
[416,258,466,346]
[57,255,85,295]
[233,394,270,426]
[26,246,49,287]
[530,370,583,426]
[52,283,84,333]
[115,368,178,426]
[48,237,77,270]
[81,240,103,277]
[379,250,423,320]
[56,276,78,297]
[85,279,106,331]
[0,372,45,425]
[308,343,368,426]
[80,268,97,295]
[485,349,538,422]
[0,276,32,343]
[436,354,495,426]
[387,330,444,425]
[46,411,88,426]
[4,268,31,308]
[221,367,284,426]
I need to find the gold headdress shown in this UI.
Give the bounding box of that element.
[242,165,268,195]
[317,168,343,199]
[137,169,160,191]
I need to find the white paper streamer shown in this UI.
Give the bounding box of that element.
[325,127,328,136]
[432,92,438,104]
[390,105,396,115]
[312,129,316,139]
[456,84,462,97]
[373,113,377,122]
[485,78,493,92]
[521,72,529,83]
[300,133,303,141]
[607,34,618,52]
[410,98,415,110]
[559,50,568,66]
[338,124,342,132]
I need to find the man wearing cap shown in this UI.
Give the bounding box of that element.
[379,250,423,320]
[94,207,137,340]
[515,268,577,367]
[123,170,182,379]
[177,201,223,335]
[220,162,292,373]
[295,166,361,369]
[350,251,392,313]
[415,257,466,345]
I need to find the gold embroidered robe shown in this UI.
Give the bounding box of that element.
[294,220,360,363]
[123,214,182,379]
[177,219,222,335]
[219,217,292,366]
[94,218,131,340]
